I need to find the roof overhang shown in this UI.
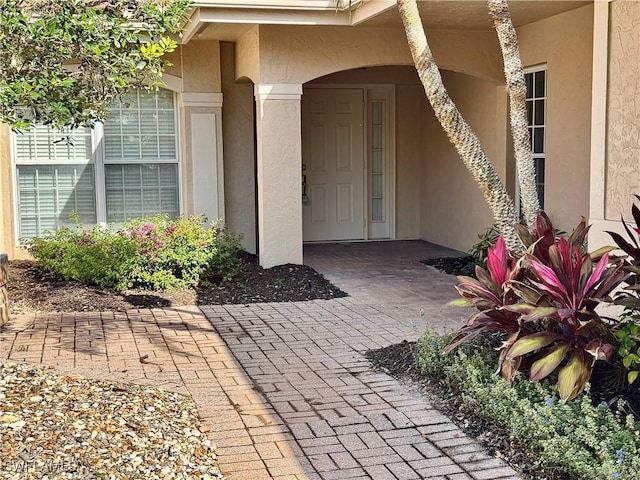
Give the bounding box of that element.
[182,0,593,44]
[181,0,396,43]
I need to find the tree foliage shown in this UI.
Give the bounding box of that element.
[0,0,191,130]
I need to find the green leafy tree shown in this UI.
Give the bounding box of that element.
[0,0,191,130]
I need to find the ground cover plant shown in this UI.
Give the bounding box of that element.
[8,253,347,313]
[413,197,640,478]
[416,331,640,480]
[28,215,242,291]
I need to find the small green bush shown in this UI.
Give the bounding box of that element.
[417,330,640,480]
[28,215,241,291]
[468,225,500,269]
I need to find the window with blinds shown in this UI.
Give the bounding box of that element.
[103,89,179,223]
[13,89,179,241]
[525,68,546,208]
[14,126,96,239]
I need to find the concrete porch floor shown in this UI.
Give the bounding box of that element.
[0,241,521,480]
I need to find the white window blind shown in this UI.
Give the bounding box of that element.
[105,164,179,223]
[13,89,180,241]
[14,126,96,239]
[103,89,179,223]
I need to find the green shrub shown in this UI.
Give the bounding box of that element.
[417,330,640,480]
[28,215,241,291]
[468,225,500,269]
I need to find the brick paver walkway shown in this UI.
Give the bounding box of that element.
[0,241,521,480]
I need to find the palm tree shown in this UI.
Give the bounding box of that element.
[397,0,525,251]
[488,0,541,228]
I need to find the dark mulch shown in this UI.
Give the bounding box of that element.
[365,341,578,480]
[7,252,347,314]
[421,255,475,276]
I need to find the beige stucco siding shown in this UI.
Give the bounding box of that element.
[395,83,427,240]
[516,4,594,232]
[236,26,260,83]
[0,125,14,256]
[605,0,640,220]
[181,40,222,93]
[221,42,257,254]
[244,26,503,85]
[420,71,507,253]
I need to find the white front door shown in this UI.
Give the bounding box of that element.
[302,89,365,242]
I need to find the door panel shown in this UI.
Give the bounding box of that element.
[302,89,364,242]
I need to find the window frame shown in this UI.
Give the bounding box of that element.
[516,64,547,214]
[11,89,182,242]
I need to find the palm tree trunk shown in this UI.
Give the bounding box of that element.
[396,0,523,252]
[488,0,540,227]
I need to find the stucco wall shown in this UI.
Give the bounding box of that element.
[420,71,507,253]
[395,84,427,240]
[221,42,257,254]
[181,40,221,93]
[0,125,13,256]
[516,4,594,232]
[242,25,503,85]
[236,26,260,83]
[605,0,640,220]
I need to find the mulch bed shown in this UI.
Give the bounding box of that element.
[421,255,475,276]
[7,252,347,314]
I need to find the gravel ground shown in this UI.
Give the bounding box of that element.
[0,362,224,480]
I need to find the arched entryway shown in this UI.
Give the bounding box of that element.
[301,65,509,252]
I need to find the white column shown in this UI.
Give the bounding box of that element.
[182,92,225,223]
[254,83,303,268]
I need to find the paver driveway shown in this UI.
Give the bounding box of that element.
[1,241,521,480]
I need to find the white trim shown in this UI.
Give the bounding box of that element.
[255,83,303,100]
[93,123,107,224]
[589,0,611,222]
[350,0,395,26]
[194,1,357,10]
[194,7,350,26]
[175,97,185,220]
[366,86,396,240]
[181,1,394,44]
[515,64,547,214]
[182,92,224,107]
[388,86,396,239]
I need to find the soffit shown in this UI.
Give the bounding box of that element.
[189,0,592,42]
[360,1,592,30]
